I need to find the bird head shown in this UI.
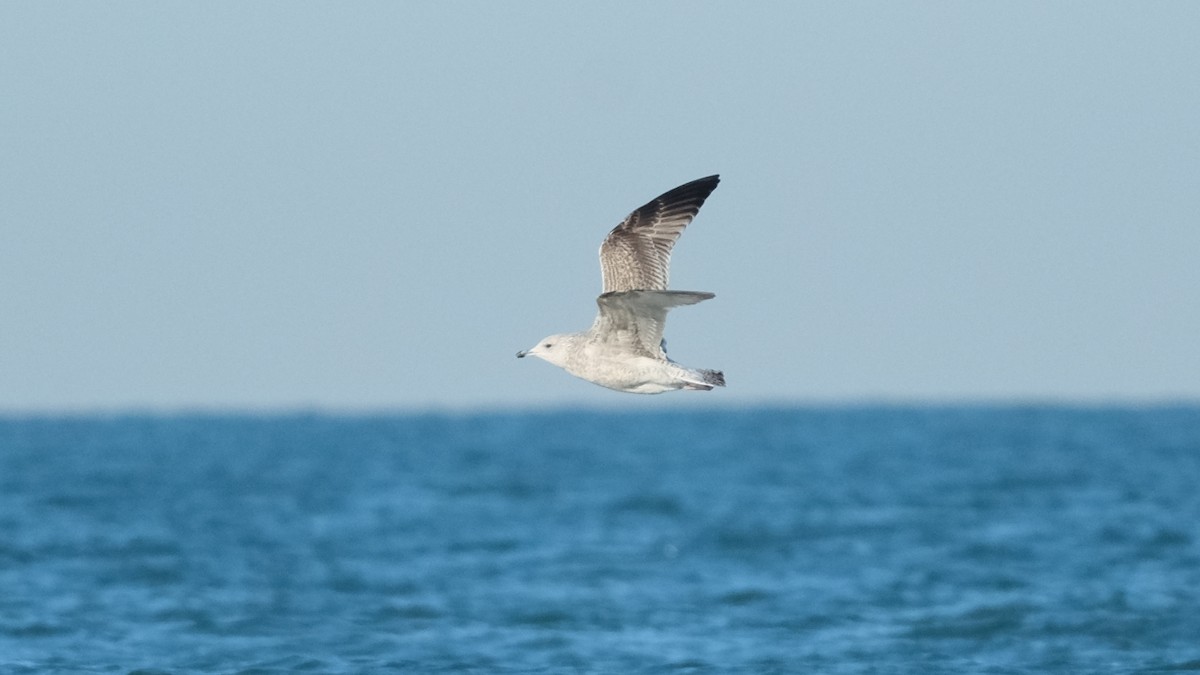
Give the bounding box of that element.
[516,333,574,367]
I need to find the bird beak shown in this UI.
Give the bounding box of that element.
[516,350,527,358]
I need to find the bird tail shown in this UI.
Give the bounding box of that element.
[682,369,726,390]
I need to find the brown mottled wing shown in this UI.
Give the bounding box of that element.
[592,290,715,359]
[599,175,720,293]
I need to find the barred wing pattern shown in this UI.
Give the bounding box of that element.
[598,175,720,293]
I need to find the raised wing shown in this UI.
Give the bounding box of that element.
[592,290,714,359]
[599,175,720,293]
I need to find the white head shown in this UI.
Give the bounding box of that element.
[516,333,577,368]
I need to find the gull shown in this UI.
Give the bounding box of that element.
[517,175,725,394]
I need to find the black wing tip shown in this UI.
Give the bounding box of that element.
[606,174,722,242]
[647,174,720,214]
[669,174,720,197]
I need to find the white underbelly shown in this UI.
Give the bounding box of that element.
[565,352,680,394]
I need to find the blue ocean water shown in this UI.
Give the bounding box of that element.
[1,407,1199,673]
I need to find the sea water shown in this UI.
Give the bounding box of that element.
[1,406,1198,673]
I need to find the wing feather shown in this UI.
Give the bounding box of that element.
[598,175,720,293]
[592,290,714,359]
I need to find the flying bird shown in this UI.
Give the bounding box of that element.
[517,175,725,394]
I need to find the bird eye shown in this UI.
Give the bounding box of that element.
[544,343,553,348]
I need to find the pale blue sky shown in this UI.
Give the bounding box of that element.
[2,2,1198,411]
